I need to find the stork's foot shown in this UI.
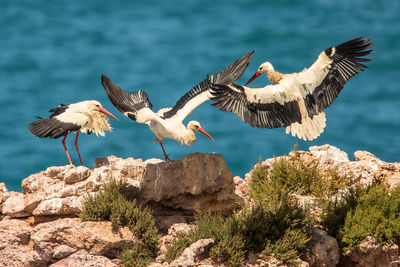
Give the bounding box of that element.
[163,153,171,161]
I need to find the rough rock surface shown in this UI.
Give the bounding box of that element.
[17,153,240,218]
[31,217,136,262]
[304,229,340,267]
[344,236,400,267]
[170,238,215,267]
[49,249,117,267]
[1,147,400,266]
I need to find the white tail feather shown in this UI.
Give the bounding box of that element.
[285,112,326,141]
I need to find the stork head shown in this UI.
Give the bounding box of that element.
[85,100,118,120]
[187,121,214,141]
[245,61,274,86]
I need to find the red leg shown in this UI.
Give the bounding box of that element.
[62,132,73,165]
[74,131,84,166]
[157,139,171,161]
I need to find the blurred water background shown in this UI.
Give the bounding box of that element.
[1,0,399,191]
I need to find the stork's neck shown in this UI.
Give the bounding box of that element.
[178,128,197,146]
[80,112,112,137]
[266,70,284,84]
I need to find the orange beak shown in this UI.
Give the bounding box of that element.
[99,107,119,120]
[197,127,215,141]
[245,71,261,86]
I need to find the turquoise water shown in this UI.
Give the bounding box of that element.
[1,0,399,191]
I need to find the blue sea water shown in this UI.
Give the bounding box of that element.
[1,0,399,192]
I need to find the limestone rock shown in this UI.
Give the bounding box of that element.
[0,244,46,267]
[139,153,241,215]
[31,218,136,262]
[304,229,339,267]
[345,236,400,267]
[168,223,194,237]
[49,249,117,267]
[0,218,31,247]
[233,176,249,201]
[2,191,29,217]
[19,153,239,217]
[309,144,350,167]
[171,238,215,266]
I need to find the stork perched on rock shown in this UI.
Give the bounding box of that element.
[101,51,253,160]
[29,100,118,166]
[210,37,374,141]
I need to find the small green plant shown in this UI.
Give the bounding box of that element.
[340,184,400,251]
[250,151,349,202]
[80,180,159,266]
[165,213,245,266]
[320,184,400,253]
[263,228,310,265]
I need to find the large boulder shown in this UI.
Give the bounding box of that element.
[139,153,241,215]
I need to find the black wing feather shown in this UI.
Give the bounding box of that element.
[210,83,302,128]
[101,74,153,121]
[162,51,254,119]
[29,118,80,139]
[305,37,373,117]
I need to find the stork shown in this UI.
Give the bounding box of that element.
[210,37,373,141]
[29,100,118,166]
[101,51,253,160]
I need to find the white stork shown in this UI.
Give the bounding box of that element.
[29,100,118,166]
[210,37,374,141]
[101,51,253,160]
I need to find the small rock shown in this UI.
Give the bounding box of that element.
[168,223,194,237]
[52,245,77,259]
[304,229,339,267]
[172,238,215,266]
[49,249,117,267]
[1,192,30,217]
[63,166,91,184]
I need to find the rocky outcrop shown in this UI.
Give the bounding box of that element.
[6,153,239,219]
[1,146,399,266]
[343,236,400,267]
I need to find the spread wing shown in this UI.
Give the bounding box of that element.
[101,74,156,123]
[210,83,302,128]
[303,37,373,117]
[162,51,254,122]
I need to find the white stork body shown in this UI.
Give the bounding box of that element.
[101,51,253,160]
[210,37,374,141]
[29,100,118,166]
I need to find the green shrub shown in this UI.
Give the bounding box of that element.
[250,151,349,202]
[263,228,310,265]
[320,184,400,253]
[80,180,159,266]
[166,168,312,266]
[165,213,245,267]
[340,185,400,251]
[319,187,361,238]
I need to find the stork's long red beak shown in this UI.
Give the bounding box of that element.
[99,107,119,120]
[197,127,214,141]
[245,71,261,86]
